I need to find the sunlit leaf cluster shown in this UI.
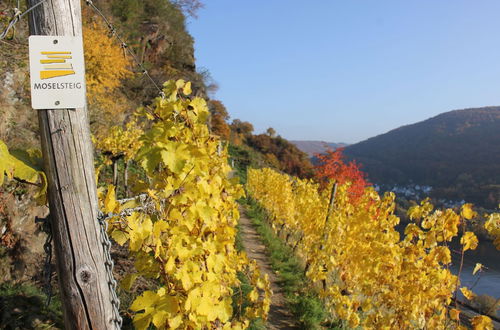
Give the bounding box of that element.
[99,80,271,329]
[485,210,500,250]
[83,20,132,104]
[94,119,144,163]
[247,168,496,329]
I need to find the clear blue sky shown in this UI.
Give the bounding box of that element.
[188,1,500,144]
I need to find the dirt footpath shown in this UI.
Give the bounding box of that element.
[239,211,300,329]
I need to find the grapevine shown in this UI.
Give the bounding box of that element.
[247,167,497,329]
[97,80,271,329]
[485,210,500,250]
[94,119,144,164]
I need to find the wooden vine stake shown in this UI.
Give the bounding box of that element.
[321,182,337,249]
[27,0,117,328]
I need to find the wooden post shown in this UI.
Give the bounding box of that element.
[320,182,337,250]
[27,0,117,328]
[320,183,337,291]
[325,182,338,228]
[124,159,130,197]
[112,158,119,187]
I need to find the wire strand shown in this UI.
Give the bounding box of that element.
[0,0,48,40]
[84,0,165,98]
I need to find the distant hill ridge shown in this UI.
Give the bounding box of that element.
[343,106,500,208]
[290,140,349,156]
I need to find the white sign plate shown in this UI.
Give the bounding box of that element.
[28,36,86,109]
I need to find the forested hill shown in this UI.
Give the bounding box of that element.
[290,141,348,156]
[343,106,500,208]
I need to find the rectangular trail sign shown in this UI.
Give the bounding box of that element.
[28,36,86,109]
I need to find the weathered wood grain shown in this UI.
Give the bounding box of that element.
[27,1,117,328]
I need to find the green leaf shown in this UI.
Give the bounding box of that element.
[10,148,43,171]
[138,146,162,174]
[35,172,48,205]
[121,273,139,291]
[132,308,153,330]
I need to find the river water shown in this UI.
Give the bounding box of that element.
[449,238,500,317]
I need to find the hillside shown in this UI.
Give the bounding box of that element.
[0,0,207,148]
[343,106,500,208]
[290,140,348,156]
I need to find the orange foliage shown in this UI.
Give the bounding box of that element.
[211,114,230,140]
[208,100,230,139]
[314,148,370,202]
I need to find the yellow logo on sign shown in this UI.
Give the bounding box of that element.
[40,51,75,79]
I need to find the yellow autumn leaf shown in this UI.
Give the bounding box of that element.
[0,140,42,187]
[460,287,476,300]
[175,79,186,90]
[461,231,479,251]
[9,155,40,184]
[111,230,128,246]
[473,263,483,275]
[129,216,152,252]
[461,203,476,220]
[248,288,259,302]
[156,295,179,315]
[152,310,168,328]
[153,220,169,238]
[132,308,154,330]
[164,257,176,273]
[449,308,460,321]
[348,312,360,328]
[130,290,160,312]
[0,141,13,185]
[213,299,233,322]
[256,276,267,290]
[168,314,183,329]
[199,298,216,319]
[433,246,451,264]
[183,81,192,95]
[484,213,500,250]
[103,185,118,213]
[471,315,493,330]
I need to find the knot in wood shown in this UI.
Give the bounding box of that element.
[79,269,92,283]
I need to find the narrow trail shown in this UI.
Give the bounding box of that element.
[239,209,300,329]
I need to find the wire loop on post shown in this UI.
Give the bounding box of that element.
[1,0,48,40]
